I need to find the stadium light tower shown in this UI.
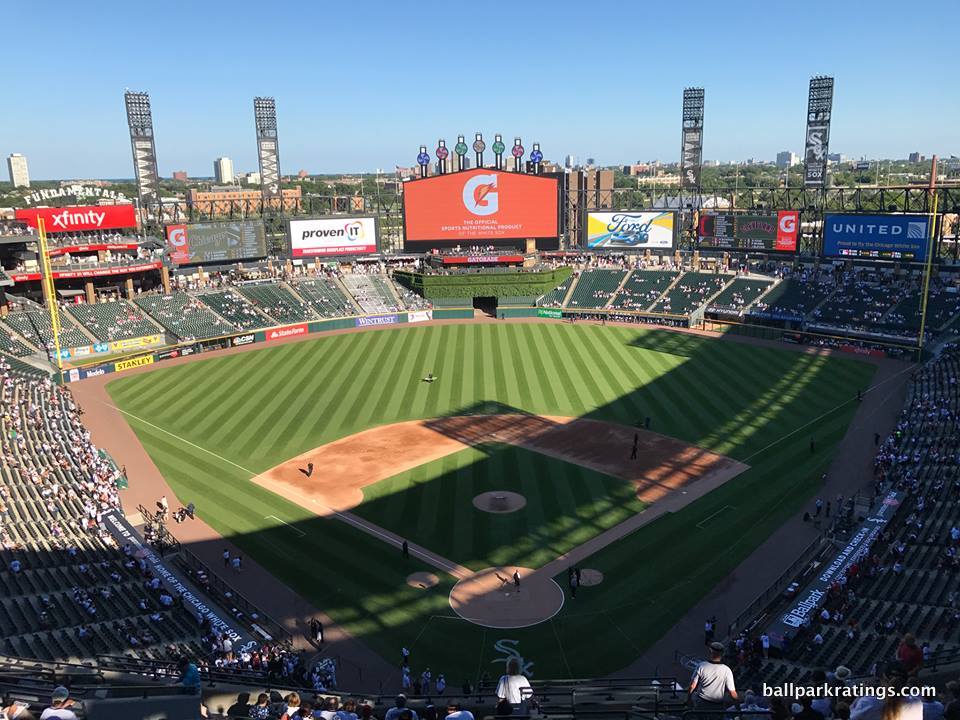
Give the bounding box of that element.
[254,97,282,212]
[124,91,161,219]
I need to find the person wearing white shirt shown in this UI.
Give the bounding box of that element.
[39,687,78,720]
[496,659,533,706]
[688,643,738,711]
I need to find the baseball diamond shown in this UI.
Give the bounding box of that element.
[79,321,878,678]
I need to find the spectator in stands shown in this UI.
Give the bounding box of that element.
[495,658,533,708]
[335,699,359,720]
[896,634,924,676]
[445,705,474,720]
[810,670,832,718]
[176,656,201,692]
[794,697,825,720]
[39,687,77,720]
[384,696,417,720]
[850,661,919,720]
[923,695,945,720]
[227,693,252,718]
[250,694,271,720]
[687,642,738,712]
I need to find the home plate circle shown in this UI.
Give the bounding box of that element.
[448,567,565,629]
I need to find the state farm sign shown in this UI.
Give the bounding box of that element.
[265,323,308,342]
[15,204,137,233]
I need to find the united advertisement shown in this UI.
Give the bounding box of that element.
[585,211,676,250]
[823,213,931,261]
[288,217,378,257]
[699,211,799,253]
[15,204,137,233]
[165,220,267,265]
[402,169,559,250]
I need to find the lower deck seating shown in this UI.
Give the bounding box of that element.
[239,284,316,324]
[566,269,627,309]
[610,271,678,311]
[66,301,160,342]
[196,291,272,330]
[4,310,89,352]
[341,274,403,314]
[650,271,729,315]
[135,293,236,340]
[292,278,355,317]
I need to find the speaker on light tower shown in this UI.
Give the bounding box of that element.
[454,135,468,172]
[436,139,449,175]
[416,145,430,178]
[512,137,524,173]
[473,133,486,168]
[492,134,505,170]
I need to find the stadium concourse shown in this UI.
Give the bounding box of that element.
[1,252,960,718]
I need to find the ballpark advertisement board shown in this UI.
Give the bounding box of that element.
[15,204,137,233]
[585,211,676,250]
[165,221,267,265]
[823,213,930,261]
[265,324,308,342]
[699,211,799,252]
[402,169,559,249]
[288,217,378,257]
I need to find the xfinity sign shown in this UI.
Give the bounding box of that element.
[15,204,137,233]
[288,216,378,257]
[823,213,930,261]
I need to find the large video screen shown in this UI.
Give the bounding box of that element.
[585,211,675,249]
[288,216,377,257]
[402,169,559,250]
[165,220,267,265]
[823,213,930,261]
[699,211,799,252]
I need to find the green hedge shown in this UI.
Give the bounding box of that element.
[394,267,572,299]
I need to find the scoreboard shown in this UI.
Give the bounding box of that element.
[699,211,799,253]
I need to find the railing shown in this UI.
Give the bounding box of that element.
[725,535,830,638]
[176,547,294,647]
[135,503,182,554]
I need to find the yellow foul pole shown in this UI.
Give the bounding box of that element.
[36,218,65,381]
[917,156,939,356]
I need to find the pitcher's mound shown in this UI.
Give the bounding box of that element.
[407,572,439,589]
[449,567,564,629]
[472,491,526,514]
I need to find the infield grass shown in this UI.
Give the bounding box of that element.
[355,443,646,571]
[106,322,878,679]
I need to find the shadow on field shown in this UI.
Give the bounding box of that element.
[53,323,881,683]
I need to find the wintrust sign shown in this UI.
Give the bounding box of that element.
[15,204,137,233]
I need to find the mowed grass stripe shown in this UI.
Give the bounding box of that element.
[107,322,880,678]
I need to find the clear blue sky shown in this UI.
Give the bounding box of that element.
[3,0,957,179]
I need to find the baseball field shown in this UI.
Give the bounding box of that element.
[104,322,876,679]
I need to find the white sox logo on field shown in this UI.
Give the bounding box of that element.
[463,174,499,216]
[491,639,533,677]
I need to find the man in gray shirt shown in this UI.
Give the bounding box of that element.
[688,642,739,712]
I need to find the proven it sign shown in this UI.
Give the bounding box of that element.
[289,217,378,257]
[15,204,137,232]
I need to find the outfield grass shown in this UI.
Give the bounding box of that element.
[355,444,645,571]
[106,322,877,679]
